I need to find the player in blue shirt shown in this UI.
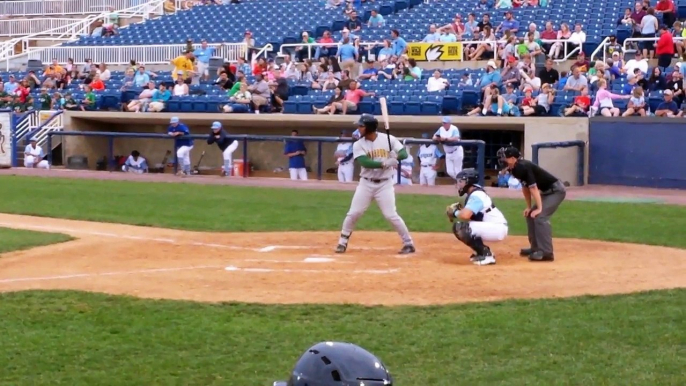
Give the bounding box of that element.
[284,129,308,180]
[167,116,194,176]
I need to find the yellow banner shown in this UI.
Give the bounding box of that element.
[407,42,463,61]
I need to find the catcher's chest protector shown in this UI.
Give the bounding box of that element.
[465,187,496,222]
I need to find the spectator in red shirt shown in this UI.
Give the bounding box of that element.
[656,0,676,29]
[656,24,675,68]
[314,30,336,60]
[325,80,375,115]
[90,74,105,91]
[252,57,267,76]
[540,21,557,54]
[563,85,591,116]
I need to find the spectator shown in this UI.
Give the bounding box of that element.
[496,0,513,9]
[439,26,458,42]
[655,89,683,116]
[214,71,234,90]
[122,151,148,173]
[284,129,308,181]
[538,59,559,85]
[525,32,543,56]
[295,32,316,62]
[242,31,256,60]
[476,60,502,91]
[376,40,394,61]
[235,57,250,76]
[80,85,97,111]
[0,84,11,109]
[477,0,494,10]
[572,51,590,72]
[252,57,267,76]
[331,80,374,114]
[172,76,189,96]
[502,83,521,115]
[407,58,422,79]
[631,2,647,43]
[194,39,216,81]
[463,13,479,40]
[468,25,496,59]
[337,37,359,74]
[501,58,522,89]
[564,67,588,91]
[522,83,554,115]
[90,74,105,91]
[618,8,634,27]
[45,59,65,77]
[51,92,64,110]
[390,29,407,56]
[639,8,659,59]
[563,85,592,116]
[314,31,336,59]
[568,23,586,56]
[223,83,252,113]
[313,86,345,114]
[312,66,339,89]
[368,9,384,27]
[647,67,667,91]
[427,69,449,92]
[459,72,474,86]
[422,24,440,42]
[98,63,111,81]
[540,21,557,53]
[591,79,630,116]
[25,71,40,89]
[347,11,362,33]
[655,25,674,69]
[605,35,623,57]
[13,80,32,111]
[248,73,271,113]
[171,51,194,85]
[358,60,379,81]
[448,14,465,37]
[528,23,540,40]
[500,36,517,61]
[134,66,150,87]
[37,88,51,110]
[622,86,647,116]
[337,70,353,90]
[656,0,676,31]
[270,73,289,113]
[624,51,649,74]
[666,70,684,105]
[127,81,156,112]
[148,84,171,112]
[497,11,520,35]
[477,13,493,31]
[549,22,571,59]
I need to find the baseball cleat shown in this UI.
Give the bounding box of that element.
[469,253,477,262]
[529,251,555,262]
[335,244,347,254]
[398,244,416,254]
[473,248,496,266]
[520,248,534,257]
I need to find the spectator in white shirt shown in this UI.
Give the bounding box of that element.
[24,138,50,169]
[623,51,649,75]
[568,23,586,55]
[427,69,449,92]
[98,63,111,81]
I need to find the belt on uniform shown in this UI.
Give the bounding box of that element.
[364,177,389,183]
[541,180,566,196]
[421,164,434,167]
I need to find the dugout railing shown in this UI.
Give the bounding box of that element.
[45,131,487,185]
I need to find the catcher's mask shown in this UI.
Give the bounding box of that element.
[274,341,393,386]
[456,168,480,196]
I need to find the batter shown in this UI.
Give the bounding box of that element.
[432,116,463,179]
[335,114,415,255]
[446,168,508,266]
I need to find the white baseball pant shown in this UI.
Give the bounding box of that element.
[470,222,509,242]
[24,156,49,169]
[177,145,193,174]
[222,141,239,176]
[445,147,464,179]
[338,162,354,182]
[122,165,145,174]
[419,166,437,185]
[289,168,308,180]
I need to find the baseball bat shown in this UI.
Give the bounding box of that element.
[193,151,206,174]
[379,97,392,152]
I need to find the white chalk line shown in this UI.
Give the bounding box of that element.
[0,265,223,284]
[225,266,400,274]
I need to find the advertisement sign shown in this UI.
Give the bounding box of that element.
[407,42,463,61]
[0,111,11,167]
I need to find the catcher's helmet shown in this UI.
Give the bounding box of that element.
[274,342,393,386]
[456,168,480,196]
[497,146,520,168]
[354,113,378,133]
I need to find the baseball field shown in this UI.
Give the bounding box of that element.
[1,173,685,385]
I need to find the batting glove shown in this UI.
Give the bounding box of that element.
[382,158,399,169]
[388,151,398,159]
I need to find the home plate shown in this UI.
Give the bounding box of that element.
[303,257,336,263]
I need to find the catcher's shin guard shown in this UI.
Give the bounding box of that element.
[452,222,487,256]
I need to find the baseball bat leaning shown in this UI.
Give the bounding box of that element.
[193,151,206,174]
[379,97,392,152]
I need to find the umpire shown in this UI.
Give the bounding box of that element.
[500,147,566,262]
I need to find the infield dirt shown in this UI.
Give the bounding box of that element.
[1,214,684,305]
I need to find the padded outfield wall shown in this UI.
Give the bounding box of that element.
[61,113,589,185]
[589,117,686,190]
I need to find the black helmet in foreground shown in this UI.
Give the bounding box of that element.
[273,341,393,386]
[354,113,378,133]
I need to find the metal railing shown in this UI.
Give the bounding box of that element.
[0,0,151,17]
[622,36,686,55]
[32,111,65,148]
[278,42,384,61]
[43,131,487,185]
[589,36,610,62]
[0,18,82,37]
[539,39,582,62]
[13,110,40,142]
[26,42,248,66]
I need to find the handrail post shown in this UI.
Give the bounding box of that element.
[316,140,322,180]
[108,136,114,172]
[242,137,248,177]
[477,141,485,186]
[577,143,584,186]
[47,133,53,166]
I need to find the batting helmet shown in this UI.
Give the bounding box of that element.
[354,113,378,133]
[274,341,393,386]
[456,168,480,196]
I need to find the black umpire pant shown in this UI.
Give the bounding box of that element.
[526,180,566,255]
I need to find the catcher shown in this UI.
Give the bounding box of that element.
[446,168,509,266]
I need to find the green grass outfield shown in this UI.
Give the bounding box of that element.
[0,175,685,385]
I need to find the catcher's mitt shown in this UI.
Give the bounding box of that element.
[446,202,462,223]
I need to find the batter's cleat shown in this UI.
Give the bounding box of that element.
[335,244,347,254]
[473,248,496,266]
[469,253,477,262]
[398,244,416,254]
[529,251,555,262]
[520,248,534,257]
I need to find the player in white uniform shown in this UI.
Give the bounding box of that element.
[335,130,355,183]
[446,168,508,266]
[122,150,148,173]
[397,142,414,185]
[335,114,415,255]
[432,116,463,179]
[24,138,50,169]
[417,133,444,186]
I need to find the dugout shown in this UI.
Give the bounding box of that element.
[61,112,588,185]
